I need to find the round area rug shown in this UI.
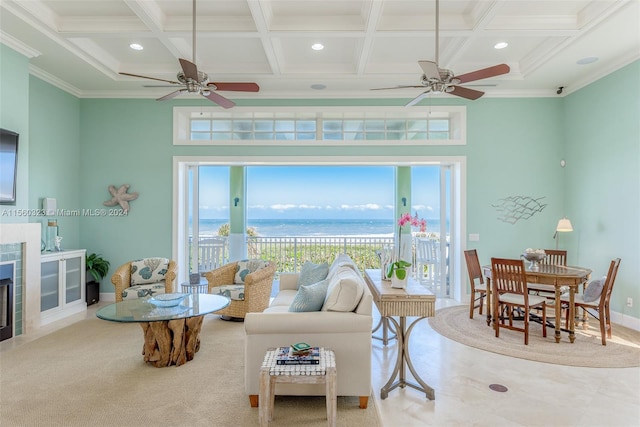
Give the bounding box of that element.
[428,305,640,368]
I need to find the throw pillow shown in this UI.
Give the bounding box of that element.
[583,277,606,303]
[322,266,365,312]
[326,254,359,282]
[289,279,329,312]
[298,261,330,287]
[130,258,170,286]
[235,259,270,283]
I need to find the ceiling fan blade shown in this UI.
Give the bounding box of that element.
[179,58,199,81]
[449,85,485,100]
[405,91,429,107]
[204,91,236,109]
[371,85,426,91]
[157,89,187,101]
[120,72,181,85]
[418,61,441,80]
[209,82,260,92]
[455,64,510,84]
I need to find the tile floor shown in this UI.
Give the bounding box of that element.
[3,299,639,427]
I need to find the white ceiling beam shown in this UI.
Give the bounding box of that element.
[356,0,384,76]
[247,0,281,75]
[123,0,185,61]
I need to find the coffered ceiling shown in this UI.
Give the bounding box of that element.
[1,0,638,102]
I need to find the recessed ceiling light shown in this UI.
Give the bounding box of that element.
[129,43,144,51]
[311,84,326,90]
[311,43,324,51]
[494,42,508,50]
[576,56,598,65]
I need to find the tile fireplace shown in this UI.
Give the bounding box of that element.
[0,223,42,336]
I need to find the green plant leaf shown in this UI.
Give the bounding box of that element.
[396,268,407,280]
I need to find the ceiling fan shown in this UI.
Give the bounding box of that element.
[372,0,510,106]
[119,0,258,109]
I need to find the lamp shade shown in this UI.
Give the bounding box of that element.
[556,218,573,232]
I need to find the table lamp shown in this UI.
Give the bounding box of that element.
[553,217,573,249]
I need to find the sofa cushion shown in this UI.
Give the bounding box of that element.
[289,279,330,312]
[322,266,365,312]
[298,261,330,287]
[235,259,270,284]
[270,289,298,307]
[326,254,359,283]
[121,283,166,300]
[130,258,170,286]
[211,284,245,301]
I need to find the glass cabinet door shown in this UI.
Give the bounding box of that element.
[64,256,82,304]
[41,260,60,312]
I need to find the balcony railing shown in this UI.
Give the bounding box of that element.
[190,233,450,296]
[247,236,394,273]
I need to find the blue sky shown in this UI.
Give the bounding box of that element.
[197,166,441,220]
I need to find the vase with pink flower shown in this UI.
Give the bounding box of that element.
[386,212,426,288]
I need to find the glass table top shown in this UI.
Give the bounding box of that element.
[96,293,230,323]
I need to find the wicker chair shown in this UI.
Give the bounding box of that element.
[111,258,177,302]
[205,260,277,320]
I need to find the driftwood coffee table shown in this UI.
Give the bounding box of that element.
[96,293,229,367]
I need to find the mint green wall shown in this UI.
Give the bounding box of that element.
[0,45,30,218]
[563,61,639,318]
[8,42,634,324]
[28,76,81,249]
[77,97,566,295]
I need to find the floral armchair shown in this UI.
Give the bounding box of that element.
[204,259,277,320]
[111,257,177,302]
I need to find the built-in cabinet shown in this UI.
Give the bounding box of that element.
[40,249,87,325]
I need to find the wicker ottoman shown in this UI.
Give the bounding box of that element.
[259,347,337,427]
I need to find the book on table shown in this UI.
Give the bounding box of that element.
[276,346,321,365]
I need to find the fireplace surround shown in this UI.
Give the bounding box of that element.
[0,223,42,336]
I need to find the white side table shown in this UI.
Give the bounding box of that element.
[259,347,337,427]
[180,277,208,294]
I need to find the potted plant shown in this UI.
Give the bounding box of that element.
[86,253,110,283]
[386,212,426,288]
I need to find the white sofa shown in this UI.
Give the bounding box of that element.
[244,255,373,409]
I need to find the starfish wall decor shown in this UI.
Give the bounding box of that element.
[103,184,138,212]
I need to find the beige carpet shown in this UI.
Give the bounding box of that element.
[0,316,379,427]
[429,305,640,368]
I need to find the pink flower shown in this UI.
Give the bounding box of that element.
[397,212,413,227]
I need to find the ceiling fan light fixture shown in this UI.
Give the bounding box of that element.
[494,42,508,50]
[129,43,144,51]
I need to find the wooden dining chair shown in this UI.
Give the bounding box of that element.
[491,257,547,345]
[464,250,487,319]
[528,249,567,296]
[560,258,621,345]
[542,249,567,266]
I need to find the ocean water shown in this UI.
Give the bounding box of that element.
[195,218,444,237]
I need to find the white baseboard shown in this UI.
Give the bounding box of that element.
[100,292,115,302]
[611,310,640,331]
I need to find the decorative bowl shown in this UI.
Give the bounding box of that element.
[149,293,187,308]
[522,252,547,262]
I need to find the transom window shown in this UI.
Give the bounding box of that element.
[174,106,466,146]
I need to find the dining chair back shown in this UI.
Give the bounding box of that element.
[541,249,567,266]
[563,258,621,345]
[528,249,568,296]
[464,250,487,319]
[491,257,547,345]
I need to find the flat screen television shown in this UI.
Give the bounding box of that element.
[0,128,19,204]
